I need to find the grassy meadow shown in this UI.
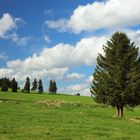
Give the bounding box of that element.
[0,91,140,140]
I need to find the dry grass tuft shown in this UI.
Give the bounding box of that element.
[37,100,65,108]
[127,117,140,123]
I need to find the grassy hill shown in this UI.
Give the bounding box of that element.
[0,91,140,140]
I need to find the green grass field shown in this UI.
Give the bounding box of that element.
[0,91,140,140]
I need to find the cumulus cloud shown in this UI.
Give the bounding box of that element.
[2,35,106,82]
[60,74,95,96]
[0,13,17,38]
[7,35,107,69]
[11,67,69,81]
[0,13,30,46]
[60,83,91,96]
[65,73,85,80]
[127,30,140,47]
[74,36,106,65]
[0,13,23,38]
[0,68,13,78]
[85,75,93,83]
[46,0,140,33]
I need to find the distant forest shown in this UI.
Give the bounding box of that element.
[0,77,57,94]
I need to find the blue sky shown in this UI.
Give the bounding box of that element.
[0,0,140,96]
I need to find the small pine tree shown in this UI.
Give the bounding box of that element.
[38,79,43,94]
[53,80,57,94]
[24,77,30,93]
[0,78,2,87]
[1,78,8,92]
[49,80,53,93]
[11,78,18,92]
[7,78,11,88]
[49,80,57,94]
[31,78,37,91]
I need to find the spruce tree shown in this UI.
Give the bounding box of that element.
[49,80,53,93]
[24,77,30,93]
[31,78,37,91]
[49,80,57,94]
[38,79,43,94]
[91,32,140,117]
[0,78,2,87]
[1,78,8,92]
[53,80,57,94]
[11,78,18,92]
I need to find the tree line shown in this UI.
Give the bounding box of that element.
[0,77,57,94]
[0,77,18,92]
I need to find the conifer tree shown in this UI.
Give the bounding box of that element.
[31,78,37,91]
[53,80,57,94]
[91,32,140,117]
[1,78,8,92]
[11,78,18,92]
[49,80,53,93]
[0,78,2,87]
[38,79,43,94]
[24,77,30,93]
[49,80,57,94]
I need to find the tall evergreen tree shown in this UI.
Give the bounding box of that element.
[91,32,140,117]
[24,77,30,93]
[49,80,57,94]
[11,78,18,92]
[1,78,8,92]
[0,78,2,87]
[31,78,37,91]
[38,79,43,94]
[49,80,53,93]
[53,80,57,94]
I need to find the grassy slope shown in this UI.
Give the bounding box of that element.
[0,92,140,140]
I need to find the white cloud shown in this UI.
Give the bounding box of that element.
[7,35,107,69]
[3,35,106,82]
[11,67,69,81]
[74,36,106,65]
[85,75,93,83]
[60,83,91,96]
[68,84,87,91]
[46,0,140,33]
[0,13,30,46]
[0,68,13,78]
[127,30,140,46]
[128,30,140,55]
[65,73,85,80]
[46,19,68,32]
[44,35,51,43]
[7,32,31,46]
[0,13,17,38]
[45,67,69,80]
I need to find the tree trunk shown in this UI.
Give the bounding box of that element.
[116,106,124,117]
[116,106,120,117]
[120,106,123,117]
